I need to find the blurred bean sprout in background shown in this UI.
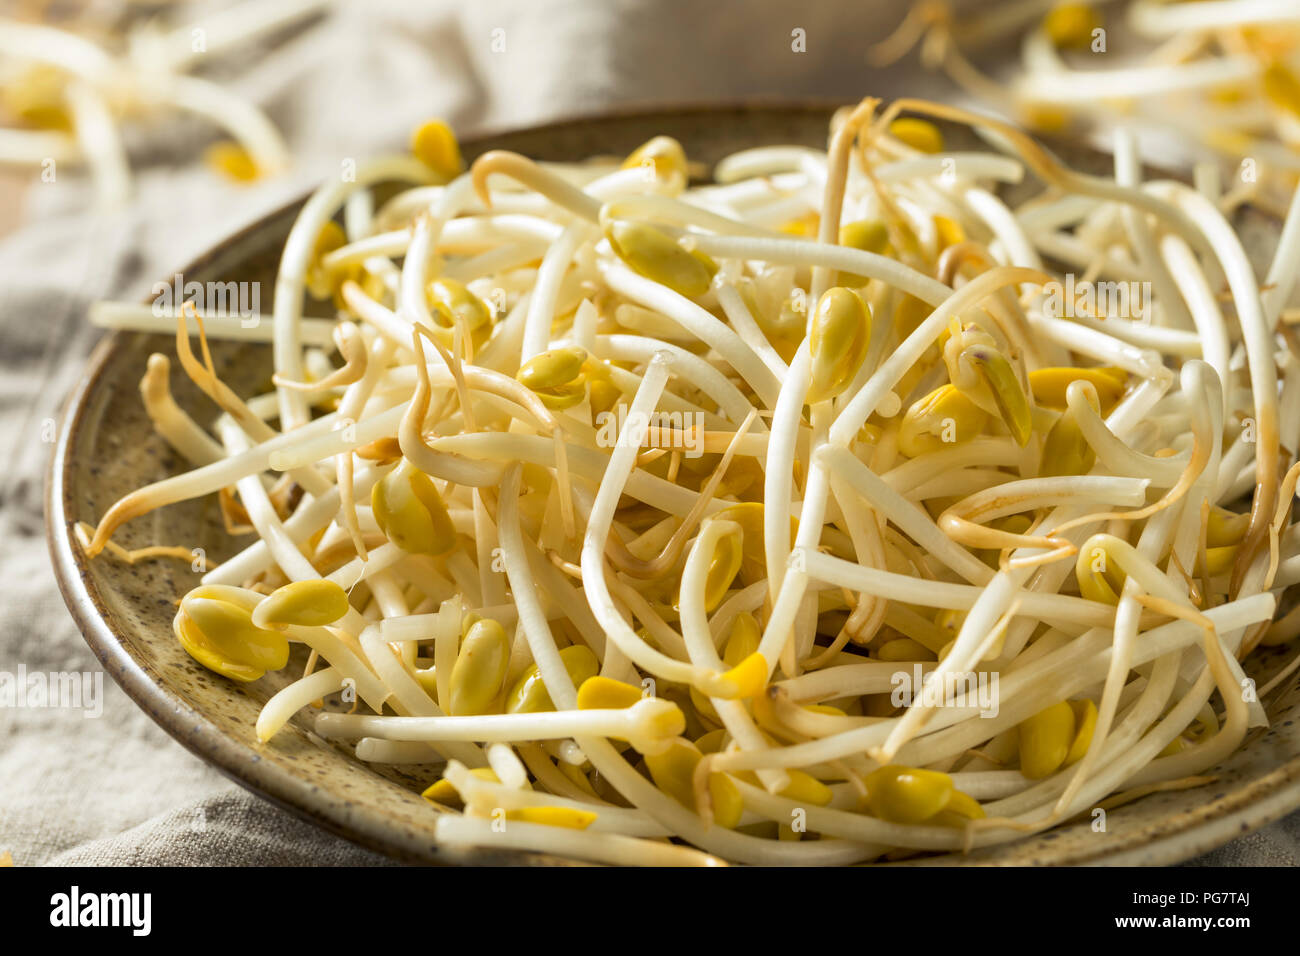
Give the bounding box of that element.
[0,0,328,208]
[874,0,1300,216]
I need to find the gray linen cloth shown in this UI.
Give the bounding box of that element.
[0,0,1294,866]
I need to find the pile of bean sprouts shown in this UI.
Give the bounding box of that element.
[82,98,1300,866]
[0,0,323,206]
[875,0,1300,216]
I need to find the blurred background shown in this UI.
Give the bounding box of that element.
[2,0,1297,865]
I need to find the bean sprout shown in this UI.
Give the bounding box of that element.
[82,101,1298,865]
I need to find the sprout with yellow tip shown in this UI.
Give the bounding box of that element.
[175,586,289,683]
[371,460,458,557]
[252,579,350,630]
[807,287,871,404]
[410,118,464,181]
[516,346,589,410]
[604,220,716,298]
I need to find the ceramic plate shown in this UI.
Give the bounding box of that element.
[47,103,1300,865]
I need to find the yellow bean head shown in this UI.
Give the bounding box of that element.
[708,773,745,829]
[576,675,645,710]
[205,141,260,182]
[1029,366,1126,413]
[255,579,350,629]
[888,118,945,154]
[605,220,715,298]
[621,135,687,185]
[645,738,703,811]
[517,346,588,390]
[931,788,986,827]
[780,769,834,807]
[1039,408,1095,478]
[675,520,744,612]
[1074,539,1124,605]
[427,277,491,334]
[963,345,1032,446]
[1018,701,1076,779]
[1206,507,1249,547]
[808,287,871,404]
[505,645,599,713]
[1044,2,1101,50]
[864,765,955,823]
[371,462,457,557]
[898,384,989,458]
[506,806,598,830]
[448,618,510,715]
[410,119,464,181]
[175,589,290,682]
[723,612,761,667]
[836,219,890,286]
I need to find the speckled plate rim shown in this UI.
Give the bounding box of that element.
[45,100,1300,866]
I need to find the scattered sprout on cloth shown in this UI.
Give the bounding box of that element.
[0,0,325,207]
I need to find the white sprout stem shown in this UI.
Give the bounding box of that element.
[599,261,781,407]
[497,466,580,711]
[202,465,382,586]
[689,233,952,305]
[355,740,445,764]
[0,128,78,166]
[579,354,717,689]
[1013,56,1258,104]
[139,356,225,466]
[1112,128,1192,332]
[876,153,1025,185]
[1263,177,1300,328]
[432,815,725,867]
[273,156,433,430]
[710,595,1276,773]
[1128,0,1300,36]
[443,761,669,836]
[218,420,323,583]
[65,79,130,208]
[256,666,344,743]
[679,520,790,793]
[714,282,788,377]
[763,343,811,605]
[324,216,564,269]
[1149,182,1279,498]
[592,334,764,427]
[799,549,1114,628]
[0,18,115,79]
[521,222,594,360]
[90,302,338,346]
[818,444,993,584]
[314,700,670,745]
[1157,232,1232,408]
[154,74,289,175]
[404,175,480,334]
